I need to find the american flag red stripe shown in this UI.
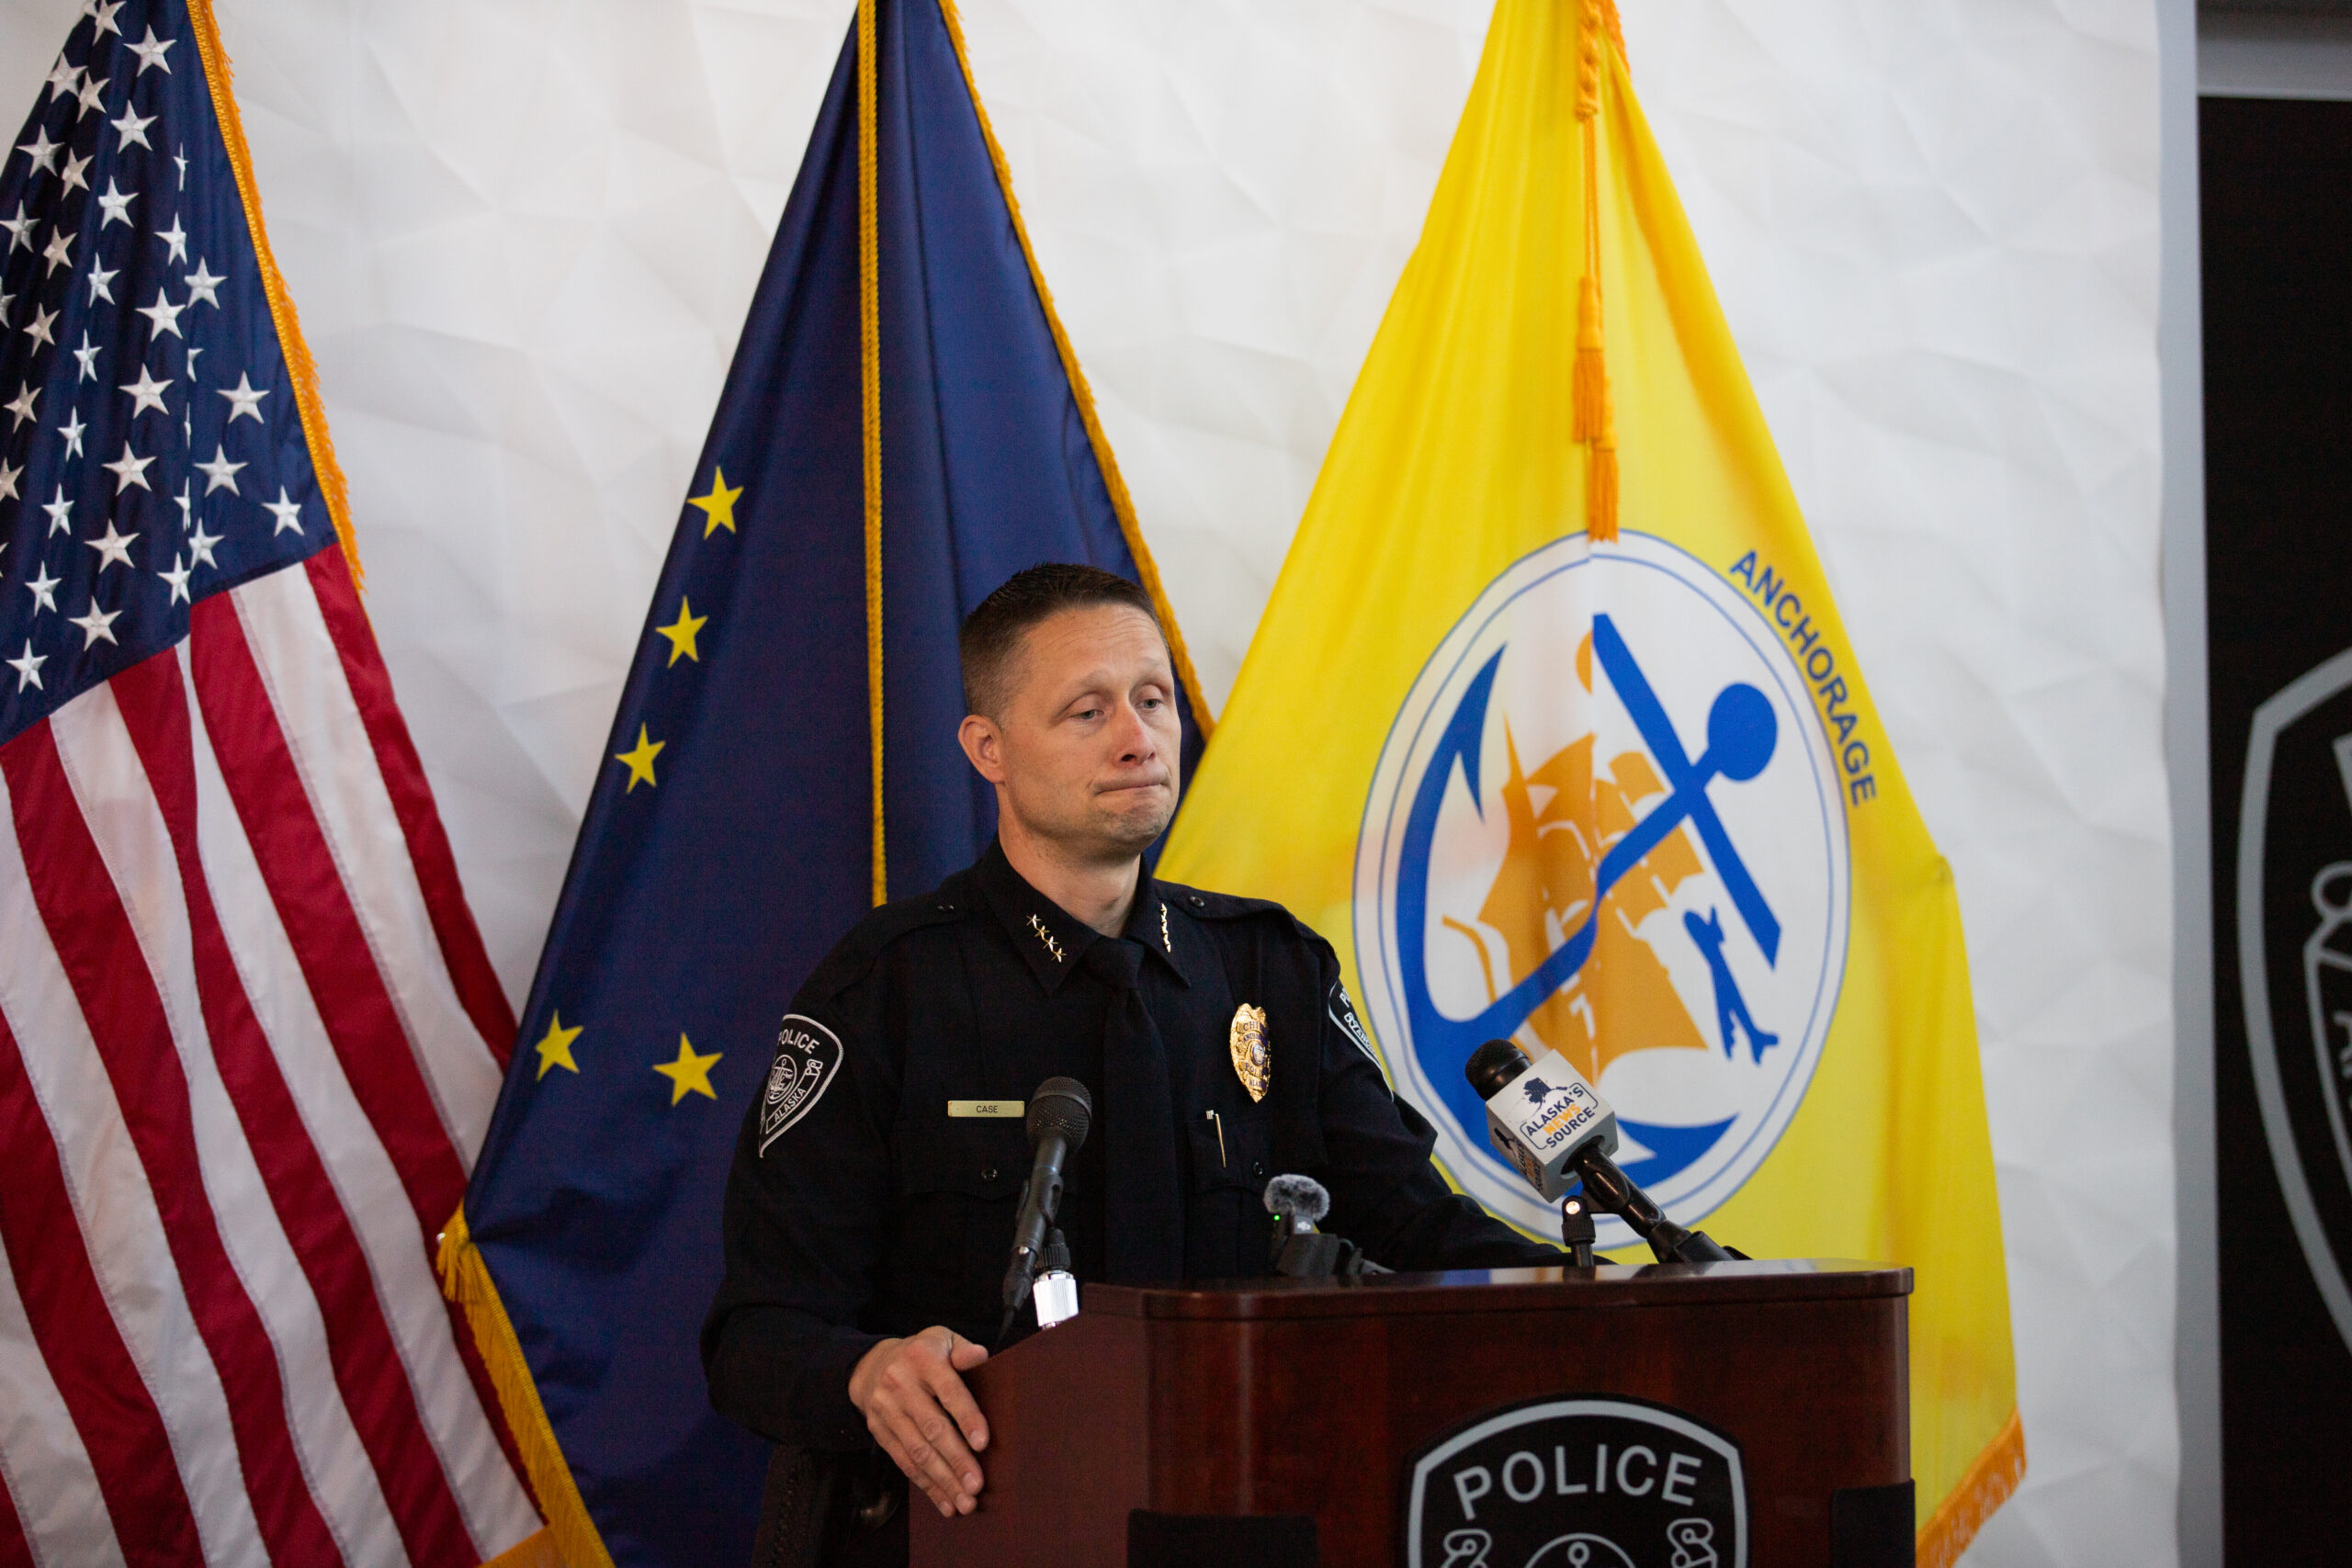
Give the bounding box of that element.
[301,551,518,1071]
[0,555,542,1562]
[0,1453,30,1568]
[2,718,347,1566]
[0,1008,199,1567]
[109,653,480,1568]
[187,590,474,1236]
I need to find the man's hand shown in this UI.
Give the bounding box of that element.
[849,1327,991,1517]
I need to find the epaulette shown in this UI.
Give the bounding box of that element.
[1156,878,1294,925]
[795,871,976,1005]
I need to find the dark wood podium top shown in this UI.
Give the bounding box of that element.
[915,1259,1915,1567]
[1083,1258,1910,1319]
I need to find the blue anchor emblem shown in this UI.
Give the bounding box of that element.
[1396,614,1781,1184]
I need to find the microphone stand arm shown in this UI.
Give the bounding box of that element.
[1571,1147,1744,1265]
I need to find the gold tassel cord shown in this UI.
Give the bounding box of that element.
[1574,0,1618,542]
[437,1209,614,1568]
[1573,276,1607,445]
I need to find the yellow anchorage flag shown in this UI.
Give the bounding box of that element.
[1159,0,2020,1556]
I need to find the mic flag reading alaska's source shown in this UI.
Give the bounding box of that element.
[0,3,542,1563]
[436,0,1210,1563]
[1157,0,2019,1560]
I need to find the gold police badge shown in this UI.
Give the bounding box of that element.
[1229,1004,1270,1102]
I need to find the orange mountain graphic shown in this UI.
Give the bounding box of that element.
[1445,638,1708,1084]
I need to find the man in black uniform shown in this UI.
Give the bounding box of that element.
[703,564,1556,1555]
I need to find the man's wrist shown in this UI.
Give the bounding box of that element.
[846,1334,901,1412]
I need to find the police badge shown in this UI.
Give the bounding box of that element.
[1229,1004,1270,1102]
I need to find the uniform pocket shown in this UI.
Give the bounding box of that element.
[889,1120,1029,1301]
[898,1119,1030,1201]
[1187,1111,1272,1194]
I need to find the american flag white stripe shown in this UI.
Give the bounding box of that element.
[48,681,409,1568]
[231,567,503,1164]
[0,770,264,1563]
[174,637,539,1555]
[0,1235,127,1568]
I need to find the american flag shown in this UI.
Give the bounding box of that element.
[0,2,544,1563]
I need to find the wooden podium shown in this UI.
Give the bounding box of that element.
[910,1259,1911,1568]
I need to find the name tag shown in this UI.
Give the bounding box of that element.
[947,1100,1023,1119]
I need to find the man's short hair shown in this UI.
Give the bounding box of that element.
[959,563,1164,718]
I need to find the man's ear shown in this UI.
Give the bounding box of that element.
[958,713,1008,784]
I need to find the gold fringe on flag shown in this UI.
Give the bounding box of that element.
[1919,1408,2028,1567]
[857,0,888,908]
[437,1208,614,1568]
[935,0,1217,737]
[184,0,368,596]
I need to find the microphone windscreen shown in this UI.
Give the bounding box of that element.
[1028,1077,1092,1149]
[1263,1172,1330,1225]
[1465,1037,1534,1101]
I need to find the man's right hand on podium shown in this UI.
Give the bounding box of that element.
[848,1326,992,1517]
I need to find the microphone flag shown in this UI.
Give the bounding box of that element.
[437,1,1210,1562]
[1158,0,2018,1561]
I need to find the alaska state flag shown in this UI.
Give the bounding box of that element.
[1159,0,2020,1561]
[437,1,1209,1562]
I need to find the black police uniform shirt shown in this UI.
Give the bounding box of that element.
[702,840,1558,1449]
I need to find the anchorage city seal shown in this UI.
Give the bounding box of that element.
[1354,533,1851,1245]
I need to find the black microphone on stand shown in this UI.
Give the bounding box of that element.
[1464,1039,1742,1266]
[1001,1077,1091,1343]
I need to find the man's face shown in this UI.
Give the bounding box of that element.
[960,604,1182,861]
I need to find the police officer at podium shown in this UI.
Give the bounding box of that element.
[703,564,1556,1564]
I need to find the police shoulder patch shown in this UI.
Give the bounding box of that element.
[1328,978,1389,1084]
[760,1014,844,1156]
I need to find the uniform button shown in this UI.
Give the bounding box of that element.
[1251,1160,1266,1178]
[937,902,955,912]
[1189,895,1204,908]
[981,1167,999,1182]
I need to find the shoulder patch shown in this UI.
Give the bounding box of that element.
[759,1014,844,1155]
[1328,977,1391,1088]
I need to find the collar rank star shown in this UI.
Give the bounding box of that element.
[1230,1004,1271,1102]
[1028,913,1065,963]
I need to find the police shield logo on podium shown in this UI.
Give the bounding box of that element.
[1403,1396,1747,1568]
[2239,647,2352,1357]
[1356,535,1851,1247]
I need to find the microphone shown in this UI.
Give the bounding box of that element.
[1001,1077,1091,1339]
[1262,1173,1389,1278]
[1463,1038,1619,1201]
[1264,1173,1329,1235]
[1464,1040,1740,1266]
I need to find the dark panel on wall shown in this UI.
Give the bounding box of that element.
[2202,93,2352,1563]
